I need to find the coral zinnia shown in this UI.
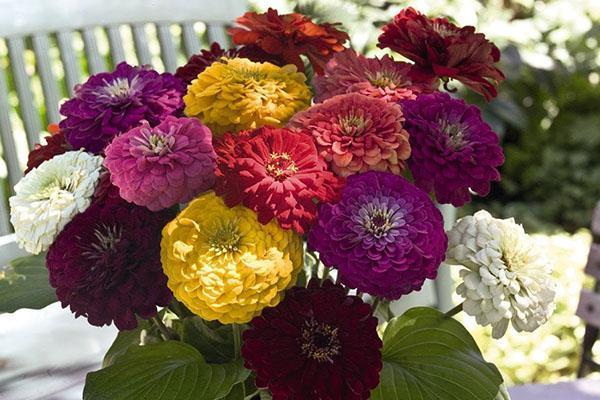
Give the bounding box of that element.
[378,7,505,100]
[308,171,447,299]
[10,151,103,254]
[401,92,504,206]
[242,279,382,400]
[214,126,342,234]
[175,42,240,85]
[228,8,349,74]
[313,49,434,103]
[59,62,185,153]
[46,195,175,330]
[25,130,71,174]
[160,192,303,324]
[104,116,216,211]
[289,93,411,177]
[184,58,311,135]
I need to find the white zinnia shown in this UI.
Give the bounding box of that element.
[447,210,556,339]
[9,150,103,254]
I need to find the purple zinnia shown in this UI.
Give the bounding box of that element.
[104,116,216,211]
[308,171,447,299]
[59,62,186,154]
[401,92,504,206]
[46,195,175,330]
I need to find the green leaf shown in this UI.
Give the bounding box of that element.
[371,307,504,400]
[0,254,57,313]
[84,341,250,400]
[221,383,245,399]
[102,321,151,367]
[181,316,235,363]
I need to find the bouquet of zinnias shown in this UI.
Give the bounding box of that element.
[9,7,556,400]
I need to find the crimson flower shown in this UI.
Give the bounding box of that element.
[25,129,71,174]
[175,42,240,85]
[378,7,505,100]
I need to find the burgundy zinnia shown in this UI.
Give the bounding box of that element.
[175,42,240,85]
[308,171,447,299]
[24,129,71,174]
[242,280,382,400]
[228,8,349,74]
[378,7,505,100]
[46,195,175,330]
[59,62,186,153]
[214,126,342,234]
[104,116,216,211]
[313,49,434,103]
[401,92,504,206]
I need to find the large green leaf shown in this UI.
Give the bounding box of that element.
[102,320,154,367]
[180,317,235,364]
[371,307,505,400]
[84,341,250,400]
[0,254,56,313]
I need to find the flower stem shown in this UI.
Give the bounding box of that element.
[372,297,381,313]
[152,316,178,341]
[233,323,242,360]
[444,302,464,318]
[320,266,330,283]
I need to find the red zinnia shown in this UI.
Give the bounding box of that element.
[378,7,505,100]
[228,8,349,74]
[25,127,71,174]
[214,126,342,234]
[242,280,382,400]
[175,42,240,85]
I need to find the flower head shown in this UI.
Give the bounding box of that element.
[46,195,175,330]
[308,171,447,299]
[59,62,185,153]
[242,280,382,400]
[104,116,216,211]
[447,210,556,338]
[214,126,342,234]
[160,192,303,324]
[378,7,505,100]
[25,130,72,174]
[175,42,240,85]
[401,92,504,206]
[10,151,103,254]
[289,93,410,177]
[184,58,311,135]
[228,8,349,74]
[313,49,434,103]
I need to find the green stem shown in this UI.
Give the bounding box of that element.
[444,302,464,318]
[233,323,242,360]
[371,297,381,313]
[320,266,330,283]
[152,316,178,341]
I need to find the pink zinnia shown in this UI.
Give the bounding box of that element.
[313,49,435,103]
[104,116,216,211]
[289,93,411,177]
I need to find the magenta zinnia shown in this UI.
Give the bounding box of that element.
[308,171,447,299]
[401,92,504,206]
[104,116,216,211]
[289,93,411,177]
[242,280,382,400]
[46,195,175,330]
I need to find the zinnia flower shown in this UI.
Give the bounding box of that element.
[184,58,311,135]
[228,8,349,74]
[59,62,185,153]
[25,129,71,174]
[308,171,447,299]
[161,192,303,324]
[9,151,103,254]
[175,42,240,85]
[214,126,342,234]
[289,93,410,177]
[313,49,434,103]
[46,195,175,330]
[242,279,382,400]
[446,210,556,338]
[401,92,504,207]
[104,116,216,211]
[378,7,505,100]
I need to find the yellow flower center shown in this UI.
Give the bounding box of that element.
[208,221,242,256]
[300,318,341,363]
[265,152,298,180]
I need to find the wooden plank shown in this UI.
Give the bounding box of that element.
[181,22,201,58]
[31,34,61,123]
[592,201,600,236]
[156,23,178,72]
[131,24,153,66]
[0,0,246,37]
[577,290,600,328]
[585,243,600,280]
[0,183,11,235]
[56,31,82,96]
[0,57,21,190]
[6,37,42,149]
[81,28,106,74]
[206,23,229,47]
[106,25,126,66]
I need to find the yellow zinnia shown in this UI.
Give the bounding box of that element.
[160,192,303,324]
[183,57,312,135]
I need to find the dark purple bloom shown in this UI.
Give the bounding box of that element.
[59,62,186,154]
[46,195,175,330]
[401,92,505,206]
[308,171,447,299]
[175,42,240,85]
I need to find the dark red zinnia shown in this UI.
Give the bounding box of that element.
[24,129,71,174]
[228,8,349,74]
[214,126,342,234]
[175,42,240,85]
[242,280,382,400]
[378,7,505,100]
